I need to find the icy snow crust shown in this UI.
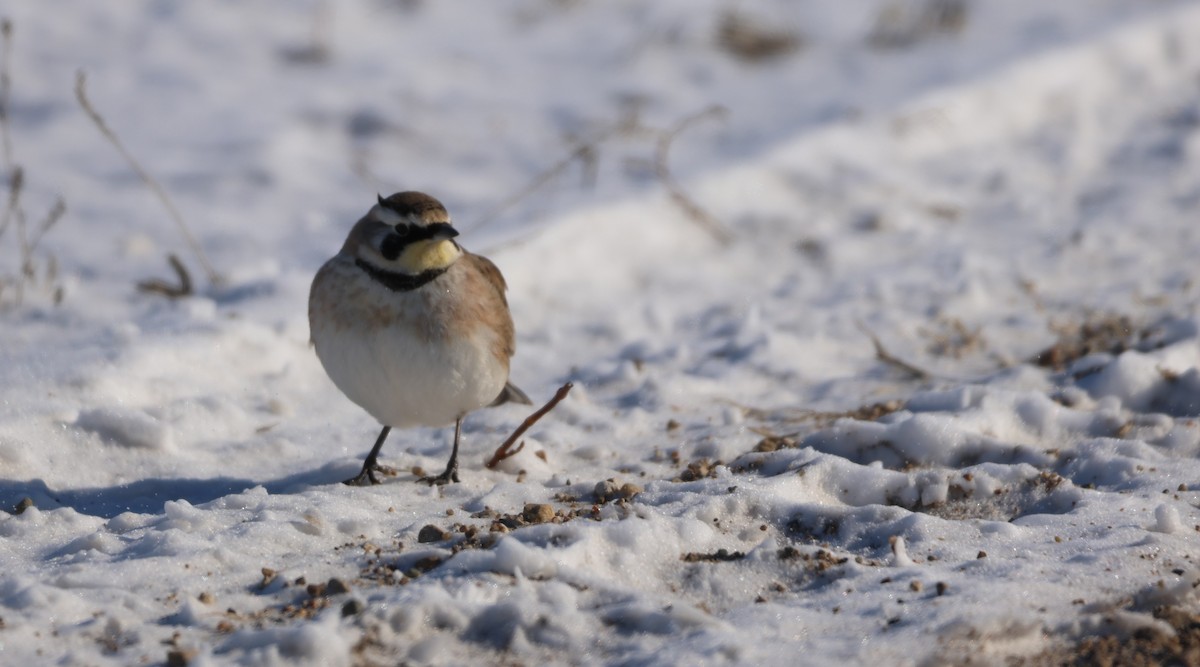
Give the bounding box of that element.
[3,1,1200,665]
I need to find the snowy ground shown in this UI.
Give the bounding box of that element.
[3,1,1200,665]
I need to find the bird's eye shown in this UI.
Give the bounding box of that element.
[380,229,408,261]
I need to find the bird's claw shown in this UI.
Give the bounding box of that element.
[419,468,460,486]
[343,463,396,486]
[343,470,380,486]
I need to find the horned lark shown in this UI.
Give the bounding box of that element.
[309,191,531,485]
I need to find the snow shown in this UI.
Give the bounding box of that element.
[3,0,1200,664]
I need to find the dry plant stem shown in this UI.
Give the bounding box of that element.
[468,130,614,234]
[656,105,733,244]
[26,198,64,254]
[0,32,66,309]
[857,321,1009,384]
[486,382,573,469]
[0,164,20,241]
[74,71,221,287]
[136,253,193,298]
[856,320,934,380]
[18,197,63,282]
[14,177,27,276]
[489,440,526,468]
[0,19,13,169]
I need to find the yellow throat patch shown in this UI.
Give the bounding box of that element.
[396,239,461,274]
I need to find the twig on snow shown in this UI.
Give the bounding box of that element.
[856,320,934,380]
[136,253,194,299]
[74,70,222,287]
[655,105,733,244]
[486,382,573,469]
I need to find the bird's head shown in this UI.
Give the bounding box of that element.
[354,191,462,274]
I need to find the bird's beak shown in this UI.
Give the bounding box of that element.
[428,223,460,241]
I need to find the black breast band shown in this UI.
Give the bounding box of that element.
[355,259,447,292]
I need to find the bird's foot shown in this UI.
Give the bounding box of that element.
[419,467,460,486]
[343,462,398,486]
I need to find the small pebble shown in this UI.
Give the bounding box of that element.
[341,599,364,616]
[522,503,555,524]
[418,524,451,543]
[167,649,198,667]
[594,479,620,502]
[325,578,350,596]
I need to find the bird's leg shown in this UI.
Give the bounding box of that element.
[421,418,462,485]
[344,425,391,486]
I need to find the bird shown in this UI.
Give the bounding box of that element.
[309,191,532,485]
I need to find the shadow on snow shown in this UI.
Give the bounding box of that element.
[0,462,358,519]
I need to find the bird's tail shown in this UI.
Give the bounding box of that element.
[490,381,533,407]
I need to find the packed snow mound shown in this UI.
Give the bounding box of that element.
[3,1,1200,665]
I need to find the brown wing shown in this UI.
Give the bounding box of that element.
[465,251,509,305]
[456,252,516,361]
[461,252,531,405]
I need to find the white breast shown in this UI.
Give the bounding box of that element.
[309,258,508,428]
